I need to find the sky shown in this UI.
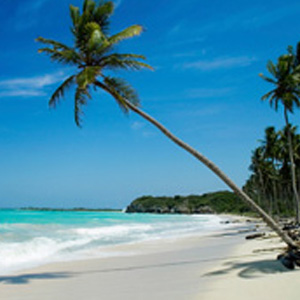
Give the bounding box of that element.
[0,0,300,208]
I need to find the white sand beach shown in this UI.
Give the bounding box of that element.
[202,232,300,300]
[0,221,299,300]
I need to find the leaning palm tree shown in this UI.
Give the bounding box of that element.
[260,49,300,224]
[36,0,298,251]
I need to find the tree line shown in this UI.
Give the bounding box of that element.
[244,43,300,224]
[244,125,300,218]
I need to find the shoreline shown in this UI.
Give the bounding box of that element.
[1,216,298,300]
[0,218,253,300]
[0,213,239,276]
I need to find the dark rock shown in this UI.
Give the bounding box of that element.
[277,253,295,270]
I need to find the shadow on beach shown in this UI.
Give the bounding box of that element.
[0,272,72,285]
[203,258,299,279]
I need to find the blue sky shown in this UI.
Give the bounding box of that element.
[0,0,300,208]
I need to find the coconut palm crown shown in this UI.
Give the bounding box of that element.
[259,46,300,113]
[36,0,152,127]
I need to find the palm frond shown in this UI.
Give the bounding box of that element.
[266,61,277,77]
[49,75,76,108]
[94,77,139,112]
[261,89,276,101]
[69,5,80,27]
[109,25,143,45]
[94,1,114,30]
[74,86,91,127]
[38,47,81,65]
[270,94,279,111]
[99,55,153,71]
[103,76,140,108]
[83,0,96,13]
[103,53,147,60]
[36,37,72,51]
[259,73,276,84]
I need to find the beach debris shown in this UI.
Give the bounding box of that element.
[277,248,300,269]
[245,232,265,240]
[281,222,300,241]
[253,246,286,253]
[277,253,295,270]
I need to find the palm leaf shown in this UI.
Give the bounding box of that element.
[259,73,276,84]
[36,37,73,51]
[94,1,114,32]
[102,53,147,60]
[69,5,80,27]
[49,75,76,108]
[266,61,277,77]
[103,76,140,108]
[83,0,95,13]
[74,86,91,127]
[100,57,153,71]
[38,47,81,65]
[261,89,276,101]
[109,25,143,45]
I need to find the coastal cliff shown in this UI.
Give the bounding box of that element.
[126,191,250,214]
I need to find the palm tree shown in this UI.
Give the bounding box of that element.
[263,126,280,215]
[36,0,298,249]
[260,48,300,224]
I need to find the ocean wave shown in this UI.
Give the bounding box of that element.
[0,212,226,274]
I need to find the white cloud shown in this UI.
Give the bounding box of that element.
[0,71,67,98]
[180,56,256,71]
[0,90,45,98]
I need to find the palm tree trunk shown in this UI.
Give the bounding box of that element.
[272,181,279,216]
[257,168,268,213]
[284,108,300,224]
[123,99,298,249]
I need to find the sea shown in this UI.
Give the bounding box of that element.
[0,209,230,275]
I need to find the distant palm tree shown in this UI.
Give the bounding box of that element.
[260,48,300,223]
[263,126,280,215]
[36,0,297,249]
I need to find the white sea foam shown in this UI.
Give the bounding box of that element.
[0,212,228,274]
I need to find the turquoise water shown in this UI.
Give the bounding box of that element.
[0,210,224,274]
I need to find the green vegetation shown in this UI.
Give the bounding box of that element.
[243,125,300,219]
[126,191,251,215]
[254,43,300,223]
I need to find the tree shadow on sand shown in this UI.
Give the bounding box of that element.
[0,272,72,285]
[203,258,299,279]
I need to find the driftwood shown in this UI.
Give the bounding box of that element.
[245,233,265,240]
